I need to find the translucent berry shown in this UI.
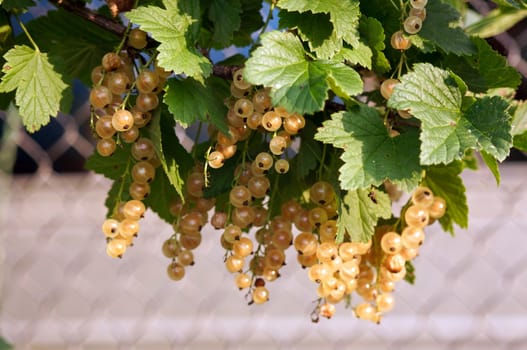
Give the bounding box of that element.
[128,28,148,49]
[410,0,428,9]
[96,138,116,157]
[232,68,251,90]
[380,79,399,100]
[380,231,403,254]
[90,85,112,109]
[390,30,412,50]
[167,261,185,281]
[403,16,423,34]
[112,109,134,132]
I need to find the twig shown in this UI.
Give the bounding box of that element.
[49,0,125,36]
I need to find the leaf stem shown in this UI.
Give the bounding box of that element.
[192,121,203,159]
[112,155,132,216]
[254,2,275,45]
[317,143,327,181]
[116,21,133,53]
[16,16,39,52]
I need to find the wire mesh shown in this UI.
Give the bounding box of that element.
[1,165,527,349]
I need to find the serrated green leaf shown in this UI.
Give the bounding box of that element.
[315,104,422,190]
[359,16,390,73]
[466,8,527,38]
[278,0,361,47]
[419,0,476,55]
[513,132,527,151]
[163,76,228,133]
[445,37,521,93]
[269,60,328,114]
[389,64,512,164]
[244,31,362,114]
[278,11,339,59]
[84,143,131,180]
[422,161,468,234]
[462,96,512,160]
[511,100,527,135]
[319,61,363,100]
[337,45,372,70]
[337,188,392,243]
[0,45,68,132]
[480,151,501,185]
[208,0,241,49]
[148,109,193,199]
[127,1,211,82]
[20,9,120,86]
[2,0,34,11]
[178,0,201,42]
[144,167,180,224]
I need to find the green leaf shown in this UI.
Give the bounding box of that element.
[278,11,340,59]
[232,0,263,47]
[466,8,527,38]
[389,64,512,164]
[104,175,131,219]
[445,37,521,93]
[127,1,211,82]
[2,0,34,11]
[480,151,501,185]
[208,0,241,49]
[0,337,13,350]
[178,0,201,42]
[319,61,363,100]
[462,149,479,170]
[337,45,372,70]
[0,45,68,132]
[337,188,392,243]
[21,9,120,86]
[404,260,416,284]
[163,76,229,133]
[148,109,194,199]
[144,167,180,224]
[244,31,362,114]
[511,100,527,135]
[358,16,390,73]
[292,120,322,179]
[462,96,512,161]
[244,31,327,114]
[422,161,468,234]
[278,0,361,47]
[513,132,527,151]
[85,144,131,180]
[203,153,239,199]
[315,104,422,190]
[419,0,476,55]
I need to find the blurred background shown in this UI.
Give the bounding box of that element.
[1,0,527,349]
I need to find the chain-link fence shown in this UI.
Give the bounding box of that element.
[1,165,527,349]
[1,1,527,348]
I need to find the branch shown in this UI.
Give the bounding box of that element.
[49,0,125,36]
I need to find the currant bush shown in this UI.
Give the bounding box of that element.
[3,0,525,325]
